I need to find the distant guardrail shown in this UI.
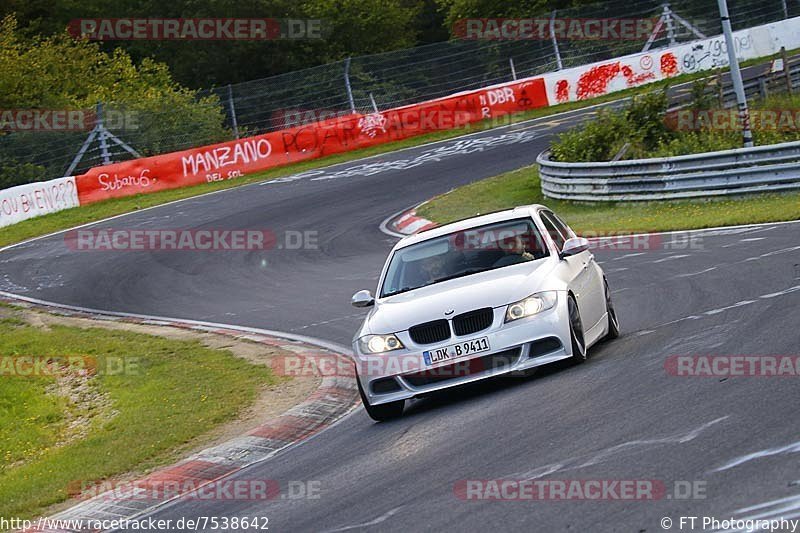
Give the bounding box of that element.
[537,140,800,201]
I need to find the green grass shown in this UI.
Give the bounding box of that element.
[5,51,793,249]
[416,165,800,233]
[0,317,276,520]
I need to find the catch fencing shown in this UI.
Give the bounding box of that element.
[0,0,796,185]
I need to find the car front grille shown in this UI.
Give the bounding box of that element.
[452,307,494,336]
[409,319,451,345]
[402,348,521,387]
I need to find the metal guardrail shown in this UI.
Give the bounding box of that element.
[538,57,800,201]
[537,141,800,201]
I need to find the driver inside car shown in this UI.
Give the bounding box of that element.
[419,253,448,284]
[492,233,535,268]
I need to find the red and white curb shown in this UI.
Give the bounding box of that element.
[0,294,359,533]
[392,209,437,235]
[383,202,438,237]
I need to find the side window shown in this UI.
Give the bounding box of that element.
[549,212,574,240]
[540,213,566,250]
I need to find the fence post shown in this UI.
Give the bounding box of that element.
[96,102,111,165]
[663,3,676,46]
[369,93,379,113]
[549,10,563,70]
[227,84,239,139]
[509,57,517,80]
[758,77,769,98]
[717,0,753,147]
[781,0,788,18]
[781,47,793,94]
[344,57,356,114]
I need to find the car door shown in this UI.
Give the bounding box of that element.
[547,211,606,329]
[539,211,588,314]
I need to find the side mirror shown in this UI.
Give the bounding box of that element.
[351,290,375,308]
[560,236,590,258]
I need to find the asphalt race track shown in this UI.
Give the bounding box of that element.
[2,77,800,531]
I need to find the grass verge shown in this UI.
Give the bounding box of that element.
[415,165,800,233]
[4,51,794,249]
[0,305,279,521]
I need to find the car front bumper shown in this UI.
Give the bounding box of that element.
[352,296,574,406]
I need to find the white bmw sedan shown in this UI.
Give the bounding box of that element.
[351,205,619,421]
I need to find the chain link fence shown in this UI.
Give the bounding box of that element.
[0,0,796,186]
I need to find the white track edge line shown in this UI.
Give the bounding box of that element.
[0,290,352,356]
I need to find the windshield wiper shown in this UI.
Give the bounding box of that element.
[431,268,487,284]
[384,268,488,297]
[383,286,414,297]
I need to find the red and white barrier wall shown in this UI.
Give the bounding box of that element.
[541,17,800,103]
[0,176,79,228]
[2,16,798,228]
[73,76,548,206]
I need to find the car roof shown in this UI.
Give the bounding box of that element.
[394,204,548,250]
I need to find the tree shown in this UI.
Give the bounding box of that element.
[2,0,425,88]
[0,15,230,183]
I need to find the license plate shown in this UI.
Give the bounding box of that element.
[423,337,490,366]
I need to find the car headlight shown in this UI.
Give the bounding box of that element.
[505,291,557,322]
[358,334,405,354]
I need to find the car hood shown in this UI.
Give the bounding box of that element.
[366,258,556,334]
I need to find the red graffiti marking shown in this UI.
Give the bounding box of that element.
[576,63,621,100]
[621,65,655,85]
[660,52,678,77]
[555,80,570,103]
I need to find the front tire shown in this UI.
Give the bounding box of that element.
[568,295,587,364]
[603,278,620,341]
[357,377,404,422]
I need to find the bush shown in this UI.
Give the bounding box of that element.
[0,16,231,184]
[551,86,800,162]
[0,157,46,189]
[688,77,719,110]
[551,88,672,162]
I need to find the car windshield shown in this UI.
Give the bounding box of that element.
[380,218,548,297]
